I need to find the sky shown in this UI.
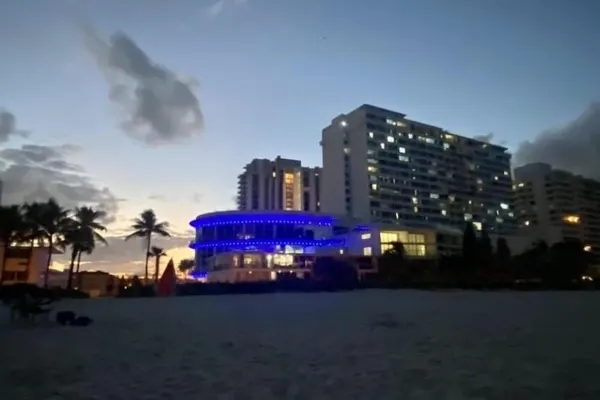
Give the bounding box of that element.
[1,0,599,275]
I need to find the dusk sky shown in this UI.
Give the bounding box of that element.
[1,0,599,274]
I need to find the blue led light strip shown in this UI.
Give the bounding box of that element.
[189,238,344,250]
[189,214,335,228]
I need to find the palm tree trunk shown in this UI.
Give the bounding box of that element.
[66,248,77,290]
[155,256,160,284]
[44,237,53,288]
[144,234,151,285]
[0,243,9,284]
[76,251,83,289]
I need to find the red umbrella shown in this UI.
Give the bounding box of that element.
[157,258,177,297]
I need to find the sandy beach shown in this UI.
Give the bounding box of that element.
[1,290,600,399]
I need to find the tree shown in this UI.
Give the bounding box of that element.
[21,202,47,271]
[178,258,195,274]
[65,207,108,289]
[478,227,493,268]
[547,239,590,283]
[462,222,478,271]
[125,209,170,284]
[148,246,167,284]
[378,241,407,285]
[496,237,511,269]
[37,199,71,287]
[0,205,26,284]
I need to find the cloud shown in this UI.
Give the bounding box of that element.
[207,0,226,17]
[55,234,194,276]
[0,109,29,142]
[473,133,494,143]
[148,194,167,202]
[84,29,204,145]
[191,192,203,203]
[514,103,600,180]
[0,143,120,224]
[206,0,248,18]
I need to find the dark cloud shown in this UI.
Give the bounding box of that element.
[0,144,120,224]
[514,103,600,180]
[84,28,204,145]
[0,109,28,143]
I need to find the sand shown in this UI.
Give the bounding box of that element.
[1,290,600,399]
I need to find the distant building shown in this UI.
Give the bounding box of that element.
[237,156,321,212]
[320,104,517,234]
[513,163,600,258]
[0,245,62,285]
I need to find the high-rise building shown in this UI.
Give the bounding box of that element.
[237,157,321,212]
[321,104,516,234]
[513,162,600,258]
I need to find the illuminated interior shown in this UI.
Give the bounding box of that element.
[563,215,580,224]
[379,230,427,257]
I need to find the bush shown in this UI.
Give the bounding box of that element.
[0,283,89,303]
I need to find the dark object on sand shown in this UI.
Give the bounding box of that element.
[8,294,53,323]
[72,316,93,327]
[56,311,76,325]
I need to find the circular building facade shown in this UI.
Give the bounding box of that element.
[189,210,343,270]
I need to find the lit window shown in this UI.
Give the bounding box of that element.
[398,155,409,162]
[387,136,394,143]
[430,193,439,199]
[412,197,418,204]
[504,171,509,176]
[473,221,482,231]
[344,148,350,154]
[584,245,592,252]
[443,143,450,150]
[563,215,580,224]
[367,165,377,173]
[369,131,374,138]
[500,203,509,210]
[361,233,371,240]
[363,247,372,256]
[408,133,413,139]
[508,212,514,217]
[425,137,435,144]
[444,134,455,140]
[494,176,499,181]
[380,143,385,149]
[396,121,406,128]
[272,171,276,178]
[496,217,503,223]
[524,221,530,226]
[386,119,395,126]
[371,184,378,190]
[441,210,447,216]
[399,147,406,153]
[449,195,455,202]
[464,213,473,221]
[518,182,525,188]
[413,206,419,213]
[476,179,483,185]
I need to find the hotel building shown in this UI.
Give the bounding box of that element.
[237,157,321,212]
[321,104,517,235]
[513,163,600,259]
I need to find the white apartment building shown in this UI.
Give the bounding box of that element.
[513,163,600,258]
[237,157,321,212]
[321,104,517,235]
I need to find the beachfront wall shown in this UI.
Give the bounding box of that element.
[0,246,61,286]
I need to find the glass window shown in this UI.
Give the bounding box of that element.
[363,247,372,256]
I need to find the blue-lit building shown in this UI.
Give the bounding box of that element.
[189,210,444,282]
[189,210,349,282]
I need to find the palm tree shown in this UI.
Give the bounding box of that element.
[21,202,47,273]
[178,258,195,275]
[125,209,170,284]
[0,205,26,284]
[37,198,72,287]
[63,207,108,289]
[148,246,167,283]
